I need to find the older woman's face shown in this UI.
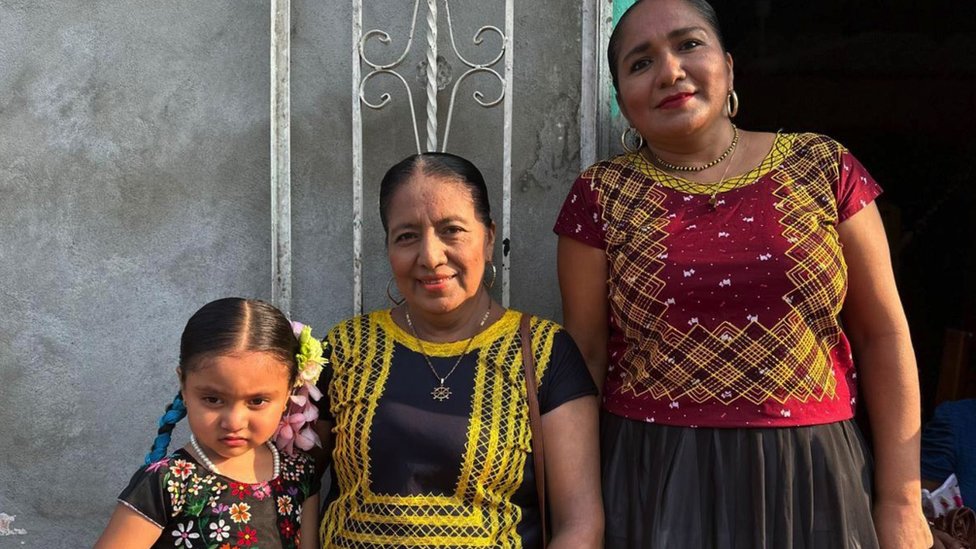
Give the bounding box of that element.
[614,0,732,143]
[386,173,494,317]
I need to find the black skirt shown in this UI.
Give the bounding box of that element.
[602,413,879,549]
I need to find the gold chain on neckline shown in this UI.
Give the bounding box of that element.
[405,303,492,401]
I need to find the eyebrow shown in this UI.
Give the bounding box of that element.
[621,26,710,62]
[192,385,275,397]
[390,216,468,233]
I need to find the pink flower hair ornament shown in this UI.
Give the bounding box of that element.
[273,321,327,455]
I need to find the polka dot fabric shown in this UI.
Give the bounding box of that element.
[554,133,883,427]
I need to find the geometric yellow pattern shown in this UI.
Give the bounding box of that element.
[320,310,556,548]
[590,133,848,405]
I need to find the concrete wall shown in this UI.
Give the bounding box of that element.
[0,0,582,545]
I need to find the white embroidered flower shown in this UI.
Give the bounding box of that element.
[209,519,230,541]
[171,521,200,547]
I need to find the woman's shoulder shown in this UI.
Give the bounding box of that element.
[577,153,646,184]
[780,131,849,156]
[507,310,564,334]
[325,311,390,339]
[280,448,315,469]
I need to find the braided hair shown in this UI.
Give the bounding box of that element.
[144,297,300,464]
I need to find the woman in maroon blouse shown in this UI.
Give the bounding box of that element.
[555,0,931,547]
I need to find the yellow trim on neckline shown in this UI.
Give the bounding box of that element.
[631,132,795,195]
[376,308,522,357]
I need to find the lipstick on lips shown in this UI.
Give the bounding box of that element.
[419,274,455,291]
[657,92,695,109]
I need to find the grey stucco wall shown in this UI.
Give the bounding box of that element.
[0,0,582,546]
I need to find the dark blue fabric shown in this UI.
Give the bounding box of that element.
[921,399,976,505]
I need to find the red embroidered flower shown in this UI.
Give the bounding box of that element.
[236,526,258,546]
[279,518,296,539]
[170,459,195,480]
[230,482,252,500]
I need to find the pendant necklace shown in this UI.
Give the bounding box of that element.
[706,137,740,209]
[640,128,743,210]
[405,302,492,401]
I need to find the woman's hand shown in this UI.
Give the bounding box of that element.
[931,527,969,549]
[873,501,933,548]
[543,395,603,548]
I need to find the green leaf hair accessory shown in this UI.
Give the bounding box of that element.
[273,321,327,455]
[294,324,325,388]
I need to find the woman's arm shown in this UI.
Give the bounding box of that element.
[543,395,603,548]
[93,504,163,549]
[300,494,321,549]
[557,236,610,391]
[838,202,931,549]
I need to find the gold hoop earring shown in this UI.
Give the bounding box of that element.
[727,90,739,118]
[483,263,497,290]
[386,277,404,306]
[620,126,644,154]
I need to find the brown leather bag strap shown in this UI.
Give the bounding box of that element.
[520,313,548,548]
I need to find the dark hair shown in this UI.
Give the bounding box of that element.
[144,297,299,463]
[608,0,726,93]
[378,152,493,236]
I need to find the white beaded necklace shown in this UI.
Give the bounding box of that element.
[190,434,280,480]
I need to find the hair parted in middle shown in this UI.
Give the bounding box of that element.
[177,297,300,386]
[144,297,300,464]
[607,0,726,93]
[378,152,493,237]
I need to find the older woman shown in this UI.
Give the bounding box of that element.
[315,153,603,548]
[554,0,930,547]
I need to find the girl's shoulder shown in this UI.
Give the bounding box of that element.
[278,448,315,477]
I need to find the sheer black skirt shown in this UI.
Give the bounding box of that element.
[602,413,879,549]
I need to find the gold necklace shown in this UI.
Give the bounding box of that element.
[646,124,738,172]
[636,134,746,210]
[706,139,739,209]
[405,302,492,401]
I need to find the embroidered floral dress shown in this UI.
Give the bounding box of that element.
[118,448,318,549]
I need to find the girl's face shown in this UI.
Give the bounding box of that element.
[181,351,291,465]
[614,0,733,143]
[386,173,495,319]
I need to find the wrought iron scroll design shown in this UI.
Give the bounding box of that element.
[357,0,508,153]
[353,0,514,312]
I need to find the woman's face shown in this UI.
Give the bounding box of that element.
[386,172,494,318]
[614,0,733,143]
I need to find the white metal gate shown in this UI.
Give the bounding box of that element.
[268,0,622,316]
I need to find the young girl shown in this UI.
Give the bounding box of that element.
[96,297,323,549]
